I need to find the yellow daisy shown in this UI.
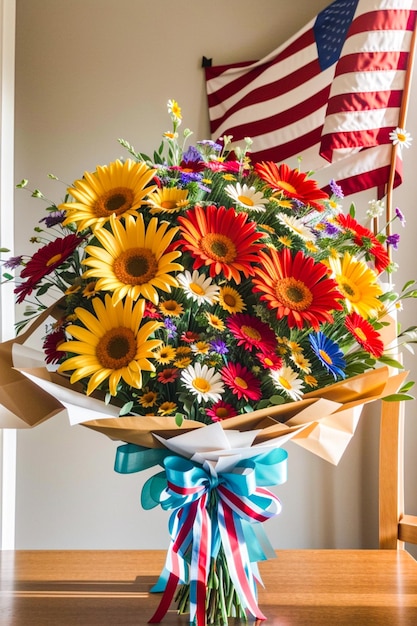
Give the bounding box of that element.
[278,235,292,247]
[82,214,183,305]
[167,99,182,121]
[176,346,192,357]
[158,401,178,415]
[146,187,189,214]
[154,344,176,364]
[61,159,157,231]
[159,300,184,317]
[83,282,100,299]
[174,356,193,368]
[57,295,161,396]
[328,251,383,319]
[191,341,210,354]
[205,312,225,331]
[218,285,246,313]
[139,390,158,408]
[304,374,319,387]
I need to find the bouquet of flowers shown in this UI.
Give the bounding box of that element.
[1,100,415,624]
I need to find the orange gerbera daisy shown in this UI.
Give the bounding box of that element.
[177,204,265,283]
[254,162,329,212]
[252,248,343,330]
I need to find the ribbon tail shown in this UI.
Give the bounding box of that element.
[148,571,179,623]
[218,500,267,621]
[189,493,211,626]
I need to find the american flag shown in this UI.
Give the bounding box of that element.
[204,0,417,196]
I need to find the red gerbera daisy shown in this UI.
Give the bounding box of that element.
[14,279,37,304]
[254,162,329,212]
[181,330,200,343]
[143,301,162,319]
[206,400,238,422]
[337,214,389,273]
[205,160,242,173]
[221,362,262,402]
[20,234,83,284]
[43,327,67,364]
[226,313,277,354]
[257,352,283,370]
[252,247,343,330]
[177,204,265,283]
[344,312,385,357]
[157,368,180,384]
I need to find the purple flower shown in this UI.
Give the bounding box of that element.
[39,210,66,227]
[209,338,229,355]
[329,179,344,198]
[387,233,400,249]
[182,146,202,163]
[395,207,406,227]
[180,171,202,185]
[4,255,23,269]
[324,222,341,236]
[164,317,177,339]
[197,139,222,152]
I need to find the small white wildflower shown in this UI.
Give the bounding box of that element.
[367,199,385,219]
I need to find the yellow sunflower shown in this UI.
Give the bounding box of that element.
[146,187,189,214]
[218,285,246,313]
[328,251,383,319]
[58,295,162,396]
[82,214,183,305]
[61,159,157,231]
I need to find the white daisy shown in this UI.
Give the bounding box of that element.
[270,366,304,401]
[181,362,224,403]
[224,182,268,212]
[277,213,316,242]
[389,127,413,150]
[177,270,220,304]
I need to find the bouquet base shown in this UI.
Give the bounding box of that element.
[174,548,247,624]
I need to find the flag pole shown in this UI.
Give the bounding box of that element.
[385,18,417,239]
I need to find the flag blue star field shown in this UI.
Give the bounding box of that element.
[204,0,417,197]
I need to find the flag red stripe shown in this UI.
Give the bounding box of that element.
[204,0,417,197]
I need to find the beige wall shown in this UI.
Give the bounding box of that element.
[13,0,417,550]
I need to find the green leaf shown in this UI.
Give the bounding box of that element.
[399,380,415,393]
[269,395,286,405]
[16,179,28,188]
[382,393,415,402]
[377,355,404,369]
[36,283,53,296]
[119,401,133,416]
[2,273,13,281]
[175,413,184,427]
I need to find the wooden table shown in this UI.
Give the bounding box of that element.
[1,549,417,625]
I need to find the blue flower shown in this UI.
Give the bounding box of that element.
[309,332,346,379]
